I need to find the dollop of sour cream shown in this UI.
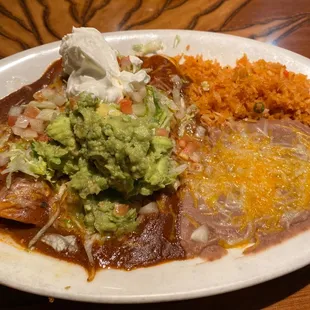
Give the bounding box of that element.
[59,27,150,103]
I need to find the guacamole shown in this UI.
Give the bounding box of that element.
[32,92,180,236]
[84,197,138,236]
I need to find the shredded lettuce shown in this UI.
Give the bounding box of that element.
[132,39,163,56]
[173,35,181,48]
[1,143,47,179]
[178,104,198,137]
[6,93,181,205]
[143,86,173,129]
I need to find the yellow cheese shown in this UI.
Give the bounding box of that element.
[184,126,310,240]
[96,103,121,117]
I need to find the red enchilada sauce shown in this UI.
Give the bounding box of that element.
[0,59,185,274]
[141,55,181,92]
[1,55,308,278]
[0,59,63,122]
[0,193,185,272]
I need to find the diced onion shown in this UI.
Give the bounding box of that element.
[22,129,38,139]
[130,86,147,103]
[36,109,59,121]
[195,126,206,138]
[29,118,45,133]
[191,225,209,243]
[41,234,78,253]
[22,128,38,139]
[12,126,38,139]
[131,91,143,103]
[15,115,29,129]
[29,100,57,109]
[11,126,24,137]
[8,106,23,117]
[171,164,188,175]
[40,88,55,100]
[173,179,181,190]
[190,152,201,163]
[53,94,67,106]
[35,88,66,106]
[132,103,146,116]
[138,86,147,98]
[139,202,159,215]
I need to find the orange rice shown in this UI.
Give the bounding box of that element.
[175,55,310,126]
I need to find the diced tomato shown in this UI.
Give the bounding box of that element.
[178,139,186,148]
[181,134,195,143]
[8,115,17,127]
[156,128,169,137]
[119,98,133,114]
[37,134,50,142]
[179,142,200,161]
[69,97,77,110]
[182,142,197,155]
[190,152,201,163]
[24,105,40,118]
[284,70,289,78]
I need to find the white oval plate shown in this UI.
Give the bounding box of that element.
[0,30,309,303]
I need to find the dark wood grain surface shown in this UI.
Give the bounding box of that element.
[0,0,309,58]
[0,0,309,309]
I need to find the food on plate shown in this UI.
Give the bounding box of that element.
[177,55,310,126]
[0,27,309,279]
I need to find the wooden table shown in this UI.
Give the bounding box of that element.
[0,1,309,309]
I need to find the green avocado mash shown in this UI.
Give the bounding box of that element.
[34,93,177,197]
[31,92,180,237]
[84,197,138,236]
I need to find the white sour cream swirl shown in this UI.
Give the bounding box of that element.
[59,27,150,103]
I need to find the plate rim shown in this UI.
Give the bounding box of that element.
[0,29,309,67]
[0,29,309,303]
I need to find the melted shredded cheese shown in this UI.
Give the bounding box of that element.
[184,125,310,238]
